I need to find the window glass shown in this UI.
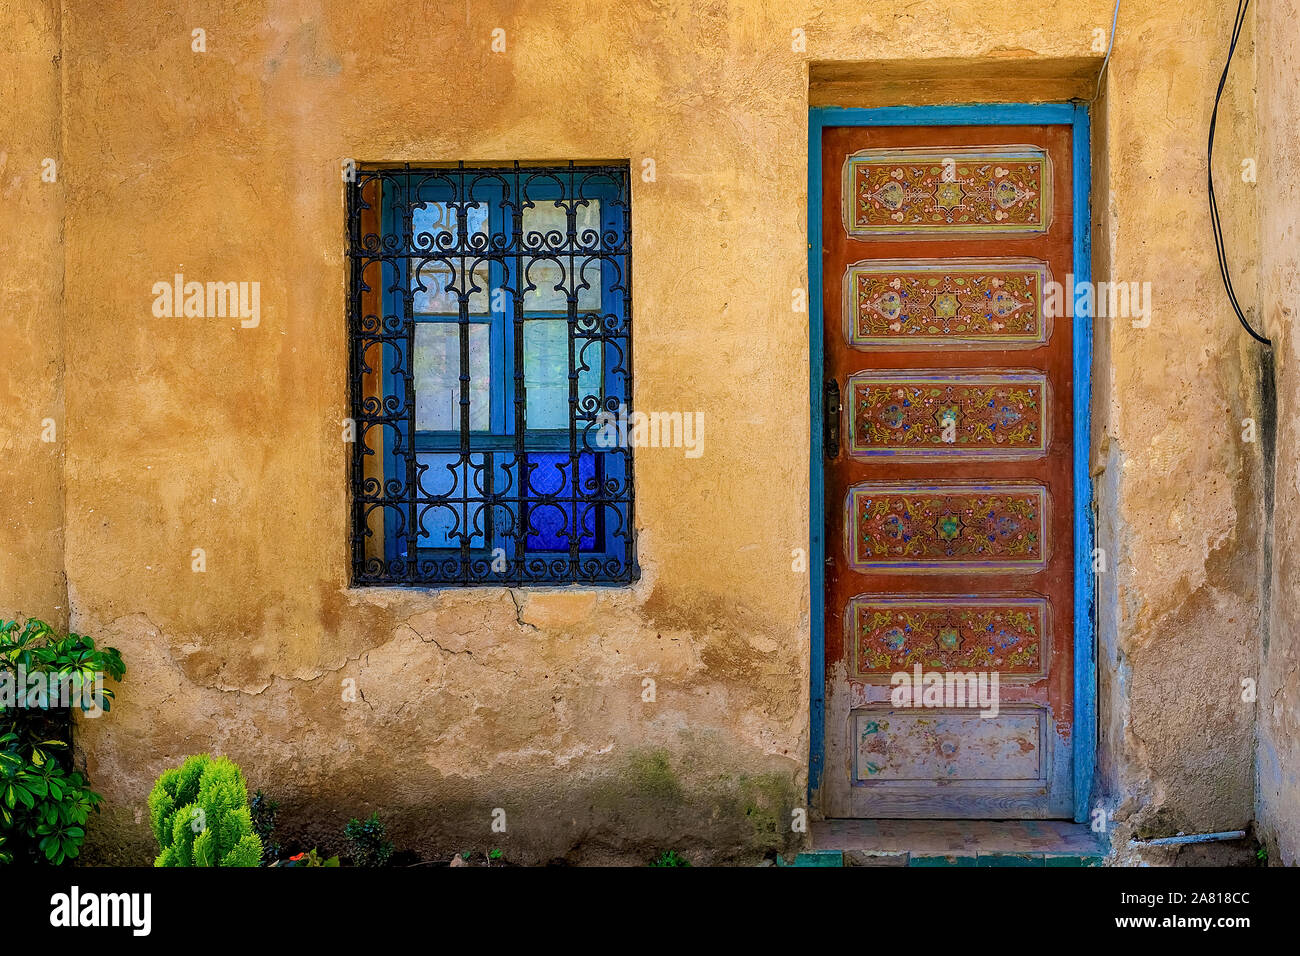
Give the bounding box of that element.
[413,322,490,431]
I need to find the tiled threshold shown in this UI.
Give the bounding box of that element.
[797,819,1108,867]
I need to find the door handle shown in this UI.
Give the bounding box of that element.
[824,376,840,458]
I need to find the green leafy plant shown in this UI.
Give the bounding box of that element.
[275,848,339,867]
[649,849,690,867]
[488,847,503,861]
[250,789,281,865]
[0,618,125,865]
[343,811,393,867]
[148,754,263,867]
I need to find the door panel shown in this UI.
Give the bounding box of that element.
[822,123,1075,818]
[845,369,1050,461]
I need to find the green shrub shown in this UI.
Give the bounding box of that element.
[0,618,125,865]
[343,811,393,867]
[649,849,690,867]
[148,754,262,867]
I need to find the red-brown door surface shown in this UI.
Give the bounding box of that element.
[822,124,1074,817]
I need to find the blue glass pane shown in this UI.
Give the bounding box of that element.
[524,320,601,429]
[521,200,601,312]
[414,323,490,431]
[525,453,599,552]
[416,453,487,549]
[411,202,490,314]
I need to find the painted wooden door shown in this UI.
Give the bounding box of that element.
[821,123,1075,818]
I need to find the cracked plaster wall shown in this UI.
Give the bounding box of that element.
[0,0,1279,863]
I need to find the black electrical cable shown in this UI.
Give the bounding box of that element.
[1209,0,1271,346]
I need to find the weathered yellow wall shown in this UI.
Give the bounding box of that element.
[1257,0,1300,866]
[0,0,65,627]
[1093,1,1265,860]
[0,0,1276,862]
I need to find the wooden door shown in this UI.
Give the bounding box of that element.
[821,124,1075,818]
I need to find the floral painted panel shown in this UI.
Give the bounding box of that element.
[846,369,1048,461]
[842,146,1051,238]
[846,481,1049,573]
[843,258,1051,349]
[847,594,1049,681]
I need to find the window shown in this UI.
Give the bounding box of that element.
[347,162,636,586]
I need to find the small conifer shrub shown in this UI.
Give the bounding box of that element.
[148,754,262,867]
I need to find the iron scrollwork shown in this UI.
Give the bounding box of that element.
[347,162,636,586]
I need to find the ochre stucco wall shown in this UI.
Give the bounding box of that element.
[0,0,65,627]
[0,0,1278,863]
[1092,2,1266,861]
[1257,0,1300,867]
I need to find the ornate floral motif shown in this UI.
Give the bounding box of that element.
[847,595,1048,680]
[847,370,1048,460]
[846,482,1049,572]
[842,146,1052,237]
[843,259,1052,348]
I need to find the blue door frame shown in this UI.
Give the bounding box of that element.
[806,102,1095,822]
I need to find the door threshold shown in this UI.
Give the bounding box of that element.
[811,819,1107,866]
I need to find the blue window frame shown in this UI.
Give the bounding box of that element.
[348,163,637,586]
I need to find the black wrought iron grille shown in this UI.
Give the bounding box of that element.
[347,162,636,586]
